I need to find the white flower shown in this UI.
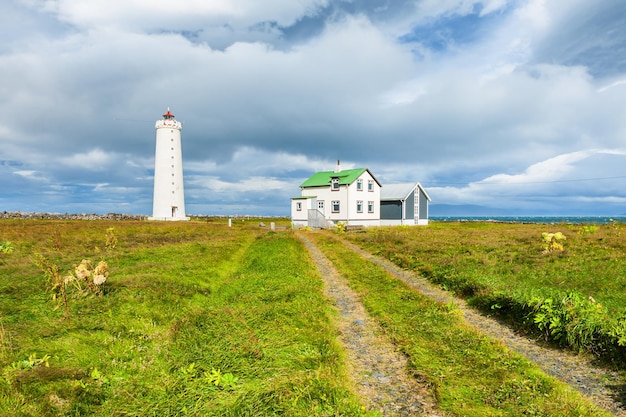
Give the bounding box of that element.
[94,261,108,277]
[75,260,91,279]
[93,275,107,286]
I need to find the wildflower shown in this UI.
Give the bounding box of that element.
[75,260,91,280]
[93,275,107,286]
[94,261,108,277]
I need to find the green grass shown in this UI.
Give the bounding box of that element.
[341,222,626,361]
[308,230,613,417]
[1,219,622,416]
[0,220,368,416]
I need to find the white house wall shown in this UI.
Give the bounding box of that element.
[301,186,329,217]
[345,171,380,224]
[299,171,380,226]
[291,197,316,223]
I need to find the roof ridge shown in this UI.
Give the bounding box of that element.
[300,168,369,187]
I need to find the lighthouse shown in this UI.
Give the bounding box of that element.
[149,108,189,221]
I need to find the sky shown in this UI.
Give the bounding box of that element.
[2,0,626,217]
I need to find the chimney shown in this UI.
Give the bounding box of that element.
[334,160,341,173]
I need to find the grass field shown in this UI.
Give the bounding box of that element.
[341,221,626,361]
[0,219,367,416]
[0,219,622,416]
[308,230,612,416]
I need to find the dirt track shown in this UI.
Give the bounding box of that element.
[298,233,446,416]
[299,232,626,416]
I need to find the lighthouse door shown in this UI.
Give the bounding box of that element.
[172,206,178,218]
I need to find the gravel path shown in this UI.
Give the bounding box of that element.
[337,237,626,416]
[298,234,447,416]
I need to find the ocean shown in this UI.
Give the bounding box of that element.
[430,216,626,224]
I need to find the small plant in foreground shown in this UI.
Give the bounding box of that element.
[73,367,110,394]
[334,222,347,234]
[66,259,109,296]
[541,231,566,253]
[33,253,71,324]
[178,362,239,390]
[89,367,109,385]
[35,256,110,323]
[527,292,613,351]
[0,240,14,255]
[204,368,239,390]
[105,227,117,251]
[0,319,10,355]
[578,225,598,235]
[3,353,51,384]
[33,228,115,323]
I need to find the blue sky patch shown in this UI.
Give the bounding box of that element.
[399,3,510,52]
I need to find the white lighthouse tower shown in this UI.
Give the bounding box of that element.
[149,108,189,221]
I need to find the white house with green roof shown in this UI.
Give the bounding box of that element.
[291,161,382,228]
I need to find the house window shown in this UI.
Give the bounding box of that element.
[332,200,340,213]
[357,179,363,191]
[357,200,363,213]
[296,202,302,211]
[331,178,339,190]
[318,201,324,210]
[368,180,374,191]
[368,201,374,213]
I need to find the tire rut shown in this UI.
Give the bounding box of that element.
[337,236,626,416]
[298,233,447,416]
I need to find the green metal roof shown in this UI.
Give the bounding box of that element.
[300,168,368,188]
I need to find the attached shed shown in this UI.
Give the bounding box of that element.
[380,183,431,225]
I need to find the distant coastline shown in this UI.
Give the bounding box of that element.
[431,216,626,224]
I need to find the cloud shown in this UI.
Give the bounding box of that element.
[597,79,626,93]
[51,0,329,29]
[13,170,48,182]
[428,149,626,213]
[59,149,116,171]
[196,176,287,193]
[526,0,626,79]
[2,1,626,216]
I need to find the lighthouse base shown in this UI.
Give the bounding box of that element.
[148,216,190,221]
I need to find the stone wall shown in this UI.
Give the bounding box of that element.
[0,212,146,220]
